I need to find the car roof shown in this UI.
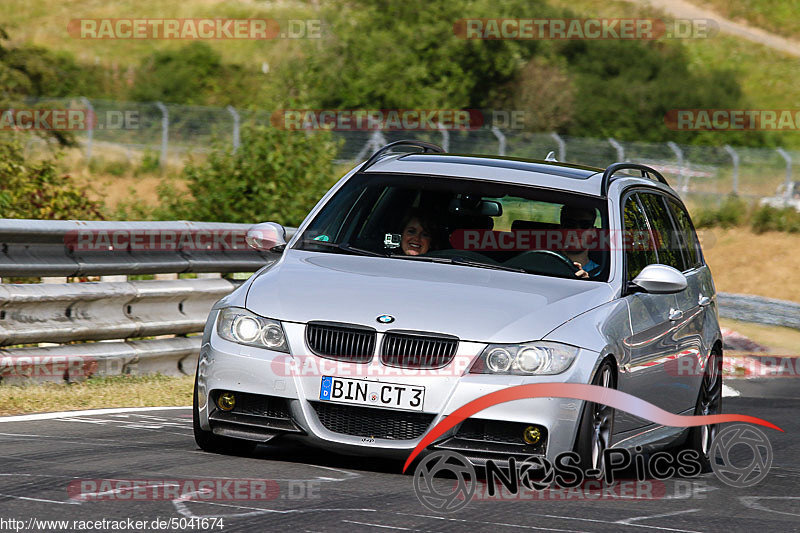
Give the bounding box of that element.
[361,152,676,199]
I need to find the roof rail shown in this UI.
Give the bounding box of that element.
[360,140,445,173]
[601,162,669,195]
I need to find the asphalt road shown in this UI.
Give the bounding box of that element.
[0,380,798,533]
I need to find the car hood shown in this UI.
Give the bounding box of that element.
[246,250,615,343]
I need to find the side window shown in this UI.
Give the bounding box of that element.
[639,193,687,271]
[623,194,658,281]
[667,199,702,268]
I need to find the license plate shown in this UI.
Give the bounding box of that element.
[319,376,425,411]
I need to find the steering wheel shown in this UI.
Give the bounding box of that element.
[505,250,580,276]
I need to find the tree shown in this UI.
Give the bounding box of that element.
[159,125,340,226]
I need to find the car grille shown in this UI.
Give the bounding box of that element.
[380,332,458,369]
[311,402,435,440]
[232,393,292,419]
[306,322,376,363]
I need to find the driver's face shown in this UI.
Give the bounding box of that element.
[401,219,431,255]
[560,209,596,252]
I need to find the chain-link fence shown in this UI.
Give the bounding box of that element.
[10,97,800,205]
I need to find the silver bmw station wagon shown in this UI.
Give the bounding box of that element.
[193,140,722,472]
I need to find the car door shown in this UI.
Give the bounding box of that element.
[637,192,698,415]
[665,197,713,405]
[616,192,682,434]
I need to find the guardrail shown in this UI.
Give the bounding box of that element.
[0,219,296,384]
[0,219,296,277]
[0,219,795,385]
[718,292,800,331]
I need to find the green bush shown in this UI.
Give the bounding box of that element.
[751,204,800,233]
[89,157,130,177]
[0,139,104,219]
[158,125,340,226]
[136,150,161,175]
[694,195,748,228]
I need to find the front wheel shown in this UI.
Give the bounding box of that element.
[574,359,616,475]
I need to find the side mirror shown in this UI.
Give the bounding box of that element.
[246,222,287,251]
[629,264,687,294]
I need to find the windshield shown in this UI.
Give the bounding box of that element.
[294,173,610,281]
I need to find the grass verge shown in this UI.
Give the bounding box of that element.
[700,227,800,303]
[720,318,800,355]
[0,374,193,416]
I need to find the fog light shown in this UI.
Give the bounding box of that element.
[217,392,236,411]
[523,425,541,445]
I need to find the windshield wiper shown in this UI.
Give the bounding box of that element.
[447,257,527,273]
[300,239,386,257]
[391,254,526,273]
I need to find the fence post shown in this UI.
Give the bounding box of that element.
[355,129,388,161]
[550,132,566,161]
[776,148,792,203]
[667,141,687,192]
[608,137,624,163]
[491,126,506,156]
[227,105,240,154]
[155,101,169,167]
[723,145,739,195]
[80,97,94,162]
[438,123,450,152]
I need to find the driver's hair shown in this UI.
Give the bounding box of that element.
[559,205,597,226]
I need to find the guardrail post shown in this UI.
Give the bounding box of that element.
[550,132,566,161]
[226,105,240,154]
[80,97,94,161]
[667,141,687,192]
[608,137,624,163]
[723,145,739,195]
[491,126,506,156]
[155,101,169,167]
[438,123,450,152]
[776,148,793,203]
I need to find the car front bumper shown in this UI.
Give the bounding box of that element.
[196,315,599,463]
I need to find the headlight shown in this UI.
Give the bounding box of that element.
[470,341,578,375]
[216,307,289,352]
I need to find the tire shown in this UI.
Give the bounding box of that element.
[192,375,257,456]
[684,350,722,473]
[574,359,616,475]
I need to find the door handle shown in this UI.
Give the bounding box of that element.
[698,295,712,307]
[669,308,684,321]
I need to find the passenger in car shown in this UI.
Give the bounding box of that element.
[399,209,437,256]
[559,205,601,279]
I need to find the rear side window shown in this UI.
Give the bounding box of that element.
[623,194,658,281]
[638,193,687,271]
[667,199,702,269]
